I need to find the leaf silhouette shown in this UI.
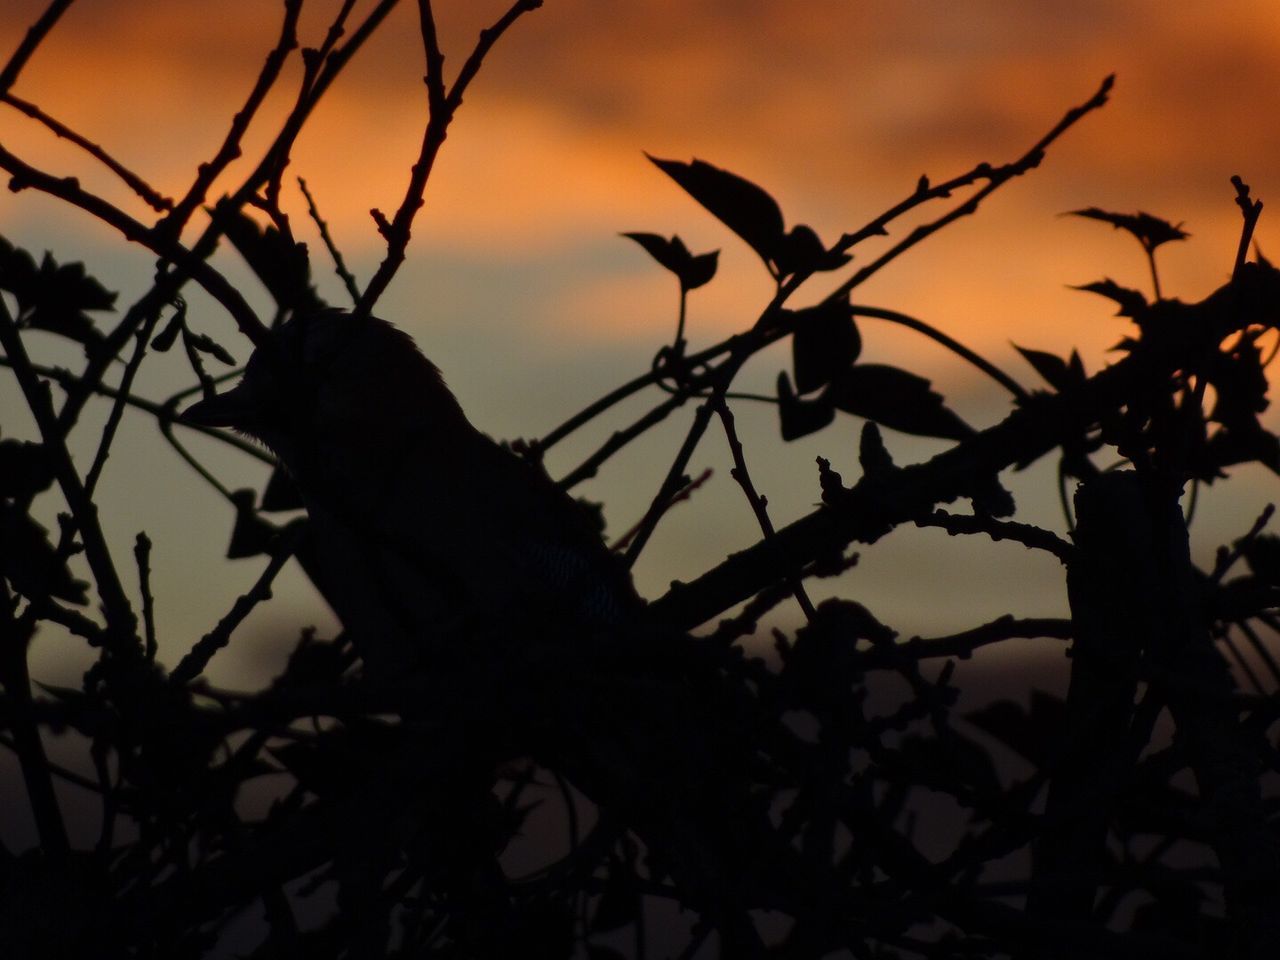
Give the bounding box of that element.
[791,300,861,394]
[620,232,719,290]
[1071,278,1148,318]
[1068,208,1189,254]
[1014,345,1085,393]
[0,438,53,500]
[0,501,89,605]
[226,489,277,559]
[213,202,326,314]
[777,372,835,441]
[0,235,114,352]
[260,465,305,512]
[826,364,973,441]
[774,224,852,277]
[647,155,847,278]
[647,155,785,265]
[150,310,184,352]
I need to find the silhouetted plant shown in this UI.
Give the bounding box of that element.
[2,4,1279,960]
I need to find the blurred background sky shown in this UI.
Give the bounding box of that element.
[4,0,1280,709]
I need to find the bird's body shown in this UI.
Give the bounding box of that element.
[181,310,833,941]
[183,310,640,677]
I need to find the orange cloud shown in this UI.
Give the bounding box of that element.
[3,0,1279,359]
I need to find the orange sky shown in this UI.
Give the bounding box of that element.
[5,2,1280,351]
[4,1,1280,684]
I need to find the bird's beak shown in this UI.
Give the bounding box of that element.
[180,381,257,429]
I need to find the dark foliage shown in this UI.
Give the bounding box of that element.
[1,5,1278,960]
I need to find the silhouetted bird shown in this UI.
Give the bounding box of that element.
[181,310,835,949]
[182,309,641,678]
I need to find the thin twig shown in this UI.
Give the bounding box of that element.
[852,616,1073,670]
[559,391,689,489]
[540,79,1110,461]
[1211,503,1275,583]
[26,597,107,646]
[852,305,1028,399]
[825,75,1114,305]
[915,509,1075,564]
[0,0,76,95]
[622,397,720,567]
[0,355,274,465]
[57,0,400,436]
[1235,619,1280,690]
[299,176,361,303]
[713,397,816,620]
[0,299,140,652]
[610,468,712,552]
[134,533,158,662]
[356,0,542,314]
[1,92,173,210]
[170,523,305,685]
[1231,175,1264,282]
[83,303,165,498]
[163,0,303,229]
[0,581,70,854]
[0,142,264,342]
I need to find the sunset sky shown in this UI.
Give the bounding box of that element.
[4,0,1280,694]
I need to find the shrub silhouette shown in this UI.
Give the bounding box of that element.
[2,5,1279,959]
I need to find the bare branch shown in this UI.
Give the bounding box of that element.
[714,397,816,620]
[0,300,140,652]
[170,523,304,685]
[0,0,76,96]
[356,0,542,314]
[1,92,173,211]
[299,176,362,303]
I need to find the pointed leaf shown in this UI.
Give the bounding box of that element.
[1068,208,1189,253]
[260,465,305,512]
[0,237,113,352]
[1014,345,1075,392]
[858,421,896,477]
[777,372,835,441]
[774,224,851,277]
[622,231,688,273]
[683,249,719,290]
[226,489,277,559]
[827,364,973,441]
[647,154,786,269]
[621,232,718,290]
[791,301,860,393]
[1071,278,1148,318]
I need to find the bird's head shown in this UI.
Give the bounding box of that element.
[181,309,468,475]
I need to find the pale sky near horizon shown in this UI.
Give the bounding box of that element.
[4,0,1280,694]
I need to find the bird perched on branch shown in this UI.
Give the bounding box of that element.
[181,309,835,946]
[181,309,642,678]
